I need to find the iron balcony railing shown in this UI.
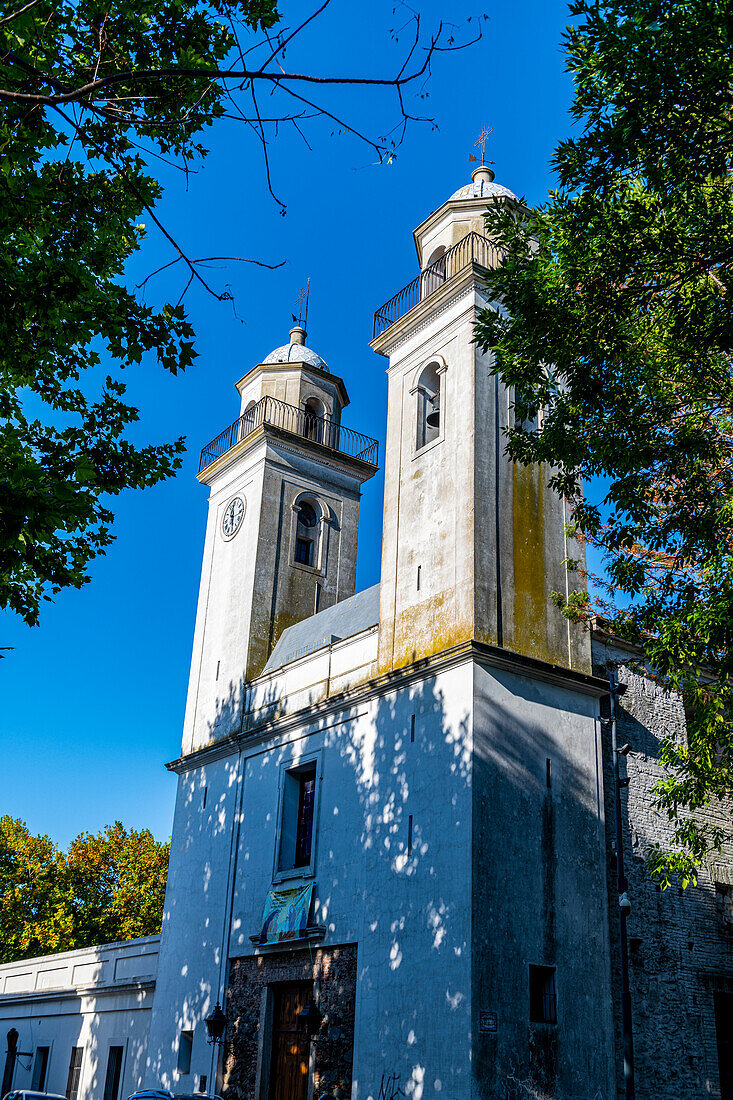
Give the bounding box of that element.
[373,231,501,337]
[199,394,379,473]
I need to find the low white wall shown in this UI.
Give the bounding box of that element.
[0,938,158,1100]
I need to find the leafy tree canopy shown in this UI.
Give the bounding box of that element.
[0,0,467,625]
[0,816,169,962]
[475,0,733,885]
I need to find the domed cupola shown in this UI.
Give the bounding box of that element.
[448,163,518,203]
[413,163,518,272]
[262,325,330,372]
[235,324,348,425]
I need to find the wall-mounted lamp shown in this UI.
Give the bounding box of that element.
[204,1002,228,1046]
[296,1002,322,1037]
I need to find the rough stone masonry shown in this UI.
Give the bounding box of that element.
[593,630,733,1100]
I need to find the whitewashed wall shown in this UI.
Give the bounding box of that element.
[0,938,158,1100]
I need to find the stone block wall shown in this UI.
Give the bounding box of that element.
[592,633,733,1100]
[223,944,357,1100]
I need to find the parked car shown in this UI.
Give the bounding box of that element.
[127,1091,223,1100]
[2,1092,67,1100]
[174,1094,224,1100]
[126,1092,174,1100]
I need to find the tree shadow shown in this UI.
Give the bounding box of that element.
[149,644,616,1100]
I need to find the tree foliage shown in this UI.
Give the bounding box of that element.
[475,0,733,884]
[0,816,169,962]
[0,0,471,625]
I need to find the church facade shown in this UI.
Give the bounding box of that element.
[2,165,733,1100]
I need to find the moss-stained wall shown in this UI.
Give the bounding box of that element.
[376,282,591,679]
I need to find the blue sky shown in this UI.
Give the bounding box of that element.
[3,0,578,846]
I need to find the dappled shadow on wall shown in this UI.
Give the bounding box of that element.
[176,657,616,1100]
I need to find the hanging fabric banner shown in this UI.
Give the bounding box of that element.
[258,883,314,944]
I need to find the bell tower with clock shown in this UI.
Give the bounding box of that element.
[181,326,378,755]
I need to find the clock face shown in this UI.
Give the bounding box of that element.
[221,495,245,539]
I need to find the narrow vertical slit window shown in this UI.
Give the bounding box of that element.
[277,759,319,875]
[294,768,316,868]
[546,758,552,789]
[529,965,557,1024]
[66,1047,83,1100]
[410,714,416,743]
[202,787,207,810]
[32,1047,49,1092]
[416,565,421,591]
[407,815,413,856]
[177,1030,193,1075]
[215,660,220,681]
[103,1046,123,1100]
[294,501,318,567]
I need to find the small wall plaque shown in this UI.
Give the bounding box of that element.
[479,1011,497,1034]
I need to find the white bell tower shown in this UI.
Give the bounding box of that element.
[371,165,590,676]
[182,326,378,754]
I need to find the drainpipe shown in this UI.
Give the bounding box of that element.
[609,670,635,1099]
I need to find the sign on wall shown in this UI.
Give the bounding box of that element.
[258,883,314,944]
[479,1011,497,1034]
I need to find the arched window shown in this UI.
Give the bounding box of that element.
[421,245,447,298]
[239,400,257,441]
[303,396,325,443]
[243,399,257,427]
[294,500,319,566]
[416,362,442,450]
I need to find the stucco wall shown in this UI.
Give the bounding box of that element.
[471,662,614,1100]
[182,435,366,754]
[150,660,476,1100]
[0,938,158,1100]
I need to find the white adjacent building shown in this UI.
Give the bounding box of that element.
[5,163,733,1100]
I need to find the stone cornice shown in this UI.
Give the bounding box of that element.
[235,360,350,409]
[370,263,490,358]
[0,980,156,1006]
[167,639,611,773]
[411,195,526,264]
[197,423,377,488]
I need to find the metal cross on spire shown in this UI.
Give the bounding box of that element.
[474,125,493,166]
[293,277,310,329]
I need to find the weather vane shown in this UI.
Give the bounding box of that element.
[293,277,310,329]
[472,124,493,166]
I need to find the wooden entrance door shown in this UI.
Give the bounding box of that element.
[268,982,312,1100]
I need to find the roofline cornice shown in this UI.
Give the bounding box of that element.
[0,980,156,1006]
[412,194,526,264]
[370,263,490,358]
[166,639,611,773]
[196,423,377,488]
[234,360,350,409]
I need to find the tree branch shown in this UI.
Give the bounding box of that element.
[0,20,476,108]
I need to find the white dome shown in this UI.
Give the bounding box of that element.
[449,178,517,202]
[262,343,328,371]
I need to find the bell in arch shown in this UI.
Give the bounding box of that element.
[426,392,440,429]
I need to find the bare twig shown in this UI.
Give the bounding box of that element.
[0,0,39,26]
[0,19,475,108]
[136,253,285,291]
[258,0,333,74]
[53,104,278,302]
